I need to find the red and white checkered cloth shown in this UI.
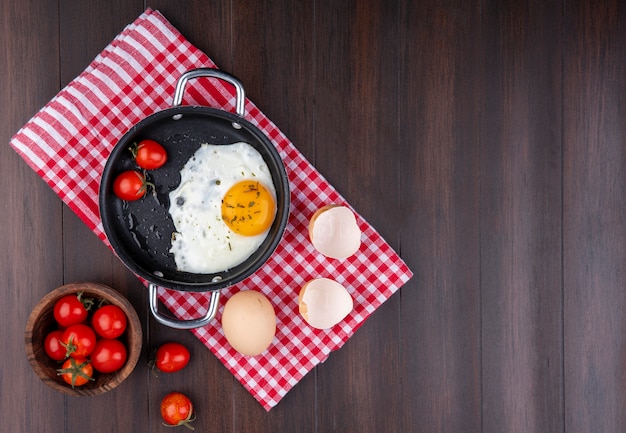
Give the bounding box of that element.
[11,9,412,410]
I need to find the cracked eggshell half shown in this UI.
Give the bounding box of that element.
[298,277,354,329]
[221,290,276,356]
[308,205,361,259]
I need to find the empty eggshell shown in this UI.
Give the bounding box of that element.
[221,290,276,356]
[309,205,361,259]
[298,277,353,329]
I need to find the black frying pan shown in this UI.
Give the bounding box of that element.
[99,69,290,329]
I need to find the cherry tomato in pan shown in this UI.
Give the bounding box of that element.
[53,292,93,327]
[44,329,67,361]
[61,323,97,358]
[151,342,190,375]
[130,139,168,170]
[112,170,151,201]
[90,338,128,373]
[57,357,94,388]
[92,304,127,339]
[161,392,195,430]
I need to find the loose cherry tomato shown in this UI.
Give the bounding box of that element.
[44,330,66,361]
[91,338,128,373]
[160,392,195,429]
[57,357,94,388]
[151,342,190,374]
[131,139,167,170]
[61,323,97,358]
[92,304,127,339]
[112,170,151,201]
[53,293,93,327]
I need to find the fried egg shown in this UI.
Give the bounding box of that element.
[168,142,276,274]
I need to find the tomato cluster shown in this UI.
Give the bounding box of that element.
[148,342,195,429]
[44,292,129,387]
[109,139,197,427]
[113,139,167,201]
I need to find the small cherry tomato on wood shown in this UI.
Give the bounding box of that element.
[53,292,93,327]
[57,357,94,388]
[91,338,128,373]
[92,304,127,339]
[61,323,97,358]
[113,170,151,201]
[131,139,168,170]
[44,330,67,361]
[161,392,195,430]
[150,342,190,375]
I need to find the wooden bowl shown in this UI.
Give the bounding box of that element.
[25,282,142,396]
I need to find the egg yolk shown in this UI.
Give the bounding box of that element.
[221,180,276,236]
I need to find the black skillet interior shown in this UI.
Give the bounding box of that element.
[99,105,290,292]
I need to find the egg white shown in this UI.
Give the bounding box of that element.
[168,142,276,274]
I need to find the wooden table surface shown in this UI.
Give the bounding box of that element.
[2,1,625,432]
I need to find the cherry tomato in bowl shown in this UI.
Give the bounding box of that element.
[130,139,168,170]
[44,330,67,361]
[161,392,195,430]
[112,170,151,201]
[150,342,190,375]
[57,357,94,388]
[91,338,128,373]
[53,293,93,327]
[61,323,97,358]
[92,304,127,339]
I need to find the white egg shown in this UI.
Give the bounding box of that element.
[168,142,276,274]
[221,290,276,356]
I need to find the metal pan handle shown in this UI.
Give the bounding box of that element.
[172,68,246,118]
[148,284,221,329]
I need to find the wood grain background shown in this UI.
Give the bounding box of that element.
[1,0,624,432]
